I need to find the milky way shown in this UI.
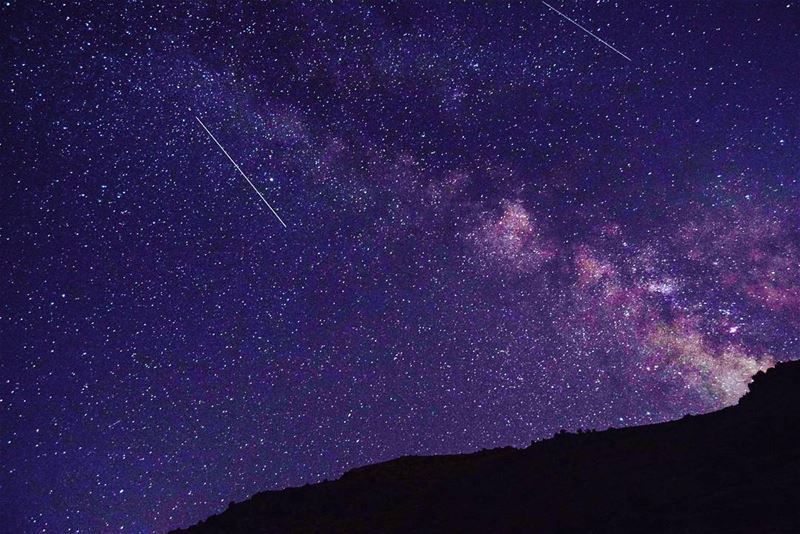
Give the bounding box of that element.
[2,2,799,532]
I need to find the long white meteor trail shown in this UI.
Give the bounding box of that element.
[194,115,288,228]
[542,1,631,62]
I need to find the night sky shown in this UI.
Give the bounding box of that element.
[2,1,799,532]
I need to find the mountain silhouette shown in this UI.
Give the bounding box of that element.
[171,361,800,533]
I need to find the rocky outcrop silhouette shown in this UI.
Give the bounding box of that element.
[172,361,800,533]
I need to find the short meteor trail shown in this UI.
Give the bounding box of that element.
[542,1,631,62]
[194,115,288,228]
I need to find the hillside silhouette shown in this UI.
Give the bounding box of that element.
[172,361,800,533]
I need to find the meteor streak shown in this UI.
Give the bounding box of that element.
[542,1,632,62]
[195,115,288,228]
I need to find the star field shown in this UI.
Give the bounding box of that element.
[2,1,799,532]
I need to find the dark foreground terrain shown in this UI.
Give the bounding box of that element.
[173,361,800,533]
